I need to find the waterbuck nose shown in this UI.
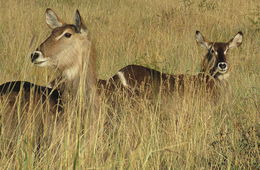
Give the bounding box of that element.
[218,62,227,70]
[31,51,40,62]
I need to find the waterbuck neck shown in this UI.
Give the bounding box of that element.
[54,38,97,97]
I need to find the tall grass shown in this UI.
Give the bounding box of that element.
[0,0,259,169]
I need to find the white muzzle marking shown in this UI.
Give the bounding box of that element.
[217,62,228,73]
[31,51,49,67]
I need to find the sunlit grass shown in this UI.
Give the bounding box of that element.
[0,0,259,169]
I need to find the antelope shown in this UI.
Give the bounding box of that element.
[29,8,166,100]
[98,31,243,98]
[0,81,63,157]
[30,9,243,102]
[30,9,97,101]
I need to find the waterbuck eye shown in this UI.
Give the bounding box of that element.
[211,49,215,53]
[64,33,72,38]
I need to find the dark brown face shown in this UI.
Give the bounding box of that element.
[206,42,229,76]
[195,31,243,80]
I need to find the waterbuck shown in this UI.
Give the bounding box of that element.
[0,82,63,157]
[29,9,165,99]
[98,31,243,98]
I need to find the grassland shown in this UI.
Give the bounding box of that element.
[0,0,259,169]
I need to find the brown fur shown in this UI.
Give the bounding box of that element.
[98,65,218,98]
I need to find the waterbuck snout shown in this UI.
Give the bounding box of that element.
[218,62,227,72]
[31,50,46,65]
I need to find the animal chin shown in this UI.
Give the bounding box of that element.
[218,69,227,74]
[33,60,48,67]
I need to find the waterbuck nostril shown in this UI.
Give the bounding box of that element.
[218,62,227,70]
[31,52,39,62]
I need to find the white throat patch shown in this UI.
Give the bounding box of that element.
[63,66,79,81]
[55,30,69,40]
[217,73,230,80]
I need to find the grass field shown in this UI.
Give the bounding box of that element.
[0,0,259,169]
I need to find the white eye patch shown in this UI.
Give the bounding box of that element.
[224,48,229,55]
[55,30,72,40]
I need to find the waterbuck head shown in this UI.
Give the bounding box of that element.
[31,8,96,83]
[195,31,243,80]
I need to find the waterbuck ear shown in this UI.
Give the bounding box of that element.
[195,31,211,49]
[228,31,243,49]
[45,8,64,29]
[75,9,87,33]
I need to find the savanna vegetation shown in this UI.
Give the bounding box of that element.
[0,0,259,169]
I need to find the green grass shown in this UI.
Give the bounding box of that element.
[0,0,259,169]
